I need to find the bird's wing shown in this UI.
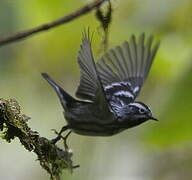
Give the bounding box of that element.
[75,32,97,100]
[75,31,112,115]
[97,33,160,102]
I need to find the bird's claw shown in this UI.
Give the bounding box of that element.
[62,131,72,150]
[50,129,60,144]
[51,129,59,135]
[50,127,72,149]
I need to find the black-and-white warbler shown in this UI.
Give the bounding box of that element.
[42,32,159,142]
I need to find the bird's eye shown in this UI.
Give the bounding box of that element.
[129,106,134,112]
[139,108,145,114]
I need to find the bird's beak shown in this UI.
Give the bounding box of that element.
[150,116,158,121]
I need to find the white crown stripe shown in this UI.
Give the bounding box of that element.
[129,102,151,112]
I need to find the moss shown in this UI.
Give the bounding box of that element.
[0,98,77,179]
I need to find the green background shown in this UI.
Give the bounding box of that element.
[0,0,192,179]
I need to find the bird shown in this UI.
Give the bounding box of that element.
[42,32,160,142]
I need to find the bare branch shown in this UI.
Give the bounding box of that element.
[0,0,108,47]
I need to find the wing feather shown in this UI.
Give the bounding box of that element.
[75,31,113,117]
[97,33,160,99]
[76,33,159,105]
[76,32,97,100]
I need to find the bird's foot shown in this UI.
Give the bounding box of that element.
[51,130,72,150]
[51,129,61,144]
[62,130,72,150]
[50,129,61,144]
[50,125,69,144]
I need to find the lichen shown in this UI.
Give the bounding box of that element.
[0,98,77,179]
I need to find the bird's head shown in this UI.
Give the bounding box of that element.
[115,101,158,128]
[127,102,157,122]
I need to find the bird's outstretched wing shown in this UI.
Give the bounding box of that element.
[76,31,112,115]
[97,33,160,104]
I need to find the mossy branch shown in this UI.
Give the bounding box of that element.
[0,98,77,180]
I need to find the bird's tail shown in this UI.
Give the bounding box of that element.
[41,73,76,110]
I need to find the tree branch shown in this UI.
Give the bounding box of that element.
[0,98,78,179]
[0,0,108,47]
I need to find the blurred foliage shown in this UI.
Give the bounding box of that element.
[145,62,192,148]
[148,146,192,180]
[0,0,192,180]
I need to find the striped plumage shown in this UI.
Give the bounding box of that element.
[42,32,159,139]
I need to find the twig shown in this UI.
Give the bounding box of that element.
[96,0,112,52]
[0,0,108,47]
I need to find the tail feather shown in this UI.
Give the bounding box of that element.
[41,73,76,110]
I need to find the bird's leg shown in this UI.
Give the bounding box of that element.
[51,125,69,144]
[59,131,80,169]
[62,130,72,150]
